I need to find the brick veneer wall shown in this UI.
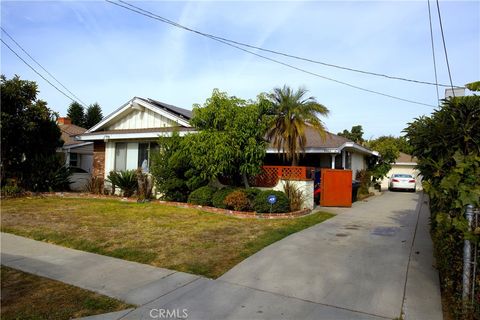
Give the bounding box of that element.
[92,141,106,188]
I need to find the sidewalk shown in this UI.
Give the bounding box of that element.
[1,191,442,319]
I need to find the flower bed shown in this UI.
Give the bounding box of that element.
[31,192,312,219]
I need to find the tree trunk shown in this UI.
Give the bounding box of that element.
[242,172,250,188]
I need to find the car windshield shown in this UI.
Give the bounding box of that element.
[393,174,413,178]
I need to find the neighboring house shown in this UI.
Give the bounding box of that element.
[264,126,379,180]
[380,152,422,191]
[57,117,93,191]
[76,97,194,191]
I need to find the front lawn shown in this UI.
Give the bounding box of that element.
[1,266,132,320]
[1,197,333,278]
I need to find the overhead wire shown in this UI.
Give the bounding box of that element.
[106,0,437,108]
[117,0,457,89]
[427,0,440,104]
[1,38,80,104]
[435,0,456,97]
[1,27,88,107]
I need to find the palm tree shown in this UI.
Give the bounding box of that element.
[267,85,329,166]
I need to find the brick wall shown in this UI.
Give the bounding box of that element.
[92,141,105,181]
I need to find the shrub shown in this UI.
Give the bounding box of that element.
[1,185,24,197]
[224,190,250,211]
[282,180,306,211]
[136,168,153,201]
[212,187,235,209]
[84,175,103,194]
[187,186,217,206]
[244,188,261,201]
[106,170,137,197]
[355,169,372,194]
[254,190,290,213]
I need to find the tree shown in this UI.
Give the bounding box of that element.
[84,103,103,128]
[338,125,364,144]
[364,136,400,181]
[1,74,66,190]
[266,85,329,166]
[186,89,269,187]
[150,132,207,202]
[67,101,85,127]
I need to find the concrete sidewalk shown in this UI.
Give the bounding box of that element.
[1,191,442,319]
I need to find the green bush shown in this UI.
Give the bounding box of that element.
[187,186,217,206]
[244,188,261,201]
[212,187,235,208]
[282,180,306,211]
[1,185,24,197]
[106,170,137,197]
[254,190,290,213]
[224,190,250,211]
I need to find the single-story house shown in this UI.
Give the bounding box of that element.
[76,97,195,192]
[264,126,378,180]
[77,97,378,195]
[380,152,422,191]
[57,117,93,191]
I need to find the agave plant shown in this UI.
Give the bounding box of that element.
[106,170,138,197]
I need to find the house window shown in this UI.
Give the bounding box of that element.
[346,152,352,169]
[115,142,127,171]
[138,143,149,172]
[69,153,79,167]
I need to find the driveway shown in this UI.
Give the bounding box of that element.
[219,191,440,319]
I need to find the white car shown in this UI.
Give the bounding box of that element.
[388,174,416,192]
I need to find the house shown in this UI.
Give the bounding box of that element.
[264,126,378,179]
[76,97,195,191]
[380,152,422,190]
[77,97,378,207]
[57,117,93,191]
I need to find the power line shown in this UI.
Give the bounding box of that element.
[435,0,455,97]
[1,27,88,107]
[427,0,440,104]
[106,0,437,108]
[115,0,458,89]
[1,38,80,104]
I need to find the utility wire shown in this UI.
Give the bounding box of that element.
[435,0,455,97]
[116,0,457,88]
[1,27,88,107]
[427,0,440,104]
[1,38,80,104]
[106,0,437,108]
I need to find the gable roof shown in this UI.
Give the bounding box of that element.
[267,126,378,156]
[85,97,192,134]
[59,123,87,146]
[138,97,192,120]
[396,152,418,164]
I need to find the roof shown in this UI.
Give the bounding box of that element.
[59,123,87,146]
[80,126,195,136]
[396,152,418,164]
[267,126,377,156]
[138,97,192,120]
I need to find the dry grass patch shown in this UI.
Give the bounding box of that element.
[1,266,132,320]
[1,197,333,278]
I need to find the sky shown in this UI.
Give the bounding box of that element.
[1,0,479,138]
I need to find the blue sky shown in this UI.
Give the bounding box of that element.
[1,0,479,138]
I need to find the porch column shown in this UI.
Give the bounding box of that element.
[331,154,336,169]
[342,151,346,169]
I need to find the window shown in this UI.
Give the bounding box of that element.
[138,143,149,172]
[69,153,79,167]
[115,143,127,171]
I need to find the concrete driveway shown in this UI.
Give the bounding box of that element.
[219,191,441,319]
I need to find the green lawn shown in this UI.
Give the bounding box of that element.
[1,266,132,320]
[1,197,333,278]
